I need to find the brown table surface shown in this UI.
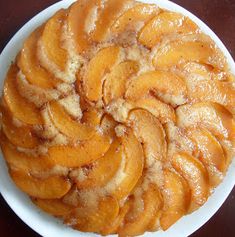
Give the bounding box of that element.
[0,0,234,236]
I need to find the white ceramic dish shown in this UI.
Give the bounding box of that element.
[0,0,234,236]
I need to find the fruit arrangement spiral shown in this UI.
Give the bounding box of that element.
[0,0,234,236]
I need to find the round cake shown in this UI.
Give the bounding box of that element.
[0,0,235,236]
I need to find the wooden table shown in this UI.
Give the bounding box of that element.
[0,0,234,236]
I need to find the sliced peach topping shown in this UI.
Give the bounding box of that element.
[66,196,119,233]
[32,198,74,217]
[110,130,144,200]
[179,62,235,113]
[189,128,226,172]
[187,128,227,186]
[147,207,163,232]
[1,1,234,235]
[15,69,60,107]
[81,108,102,127]
[184,61,212,78]
[67,0,101,53]
[160,170,191,230]
[83,46,121,102]
[18,27,59,89]
[153,40,226,70]
[180,61,227,82]
[60,185,83,208]
[176,102,235,141]
[74,139,123,189]
[10,169,71,199]
[125,71,188,106]
[48,132,111,168]
[111,3,159,33]
[48,100,95,141]
[172,152,209,212]
[3,65,43,125]
[103,60,139,105]
[1,104,38,148]
[139,11,198,48]
[119,184,163,236]
[133,97,176,123]
[39,9,68,71]
[188,80,235,114]
[100,114,118,138]
[129,109,166,163]
[101,201,130,235]
[91,0,133,42]
[0,133,52,173]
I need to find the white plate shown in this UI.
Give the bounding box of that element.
[0,0,234,237]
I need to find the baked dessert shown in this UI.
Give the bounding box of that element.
[0,0,234,236]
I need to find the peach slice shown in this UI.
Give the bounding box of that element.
[32,198,74,217]
[16,70,60,108]
[129,109,167,164]
[176,102,235,141]
[0,133,53,173]
[48,133,111,168]
[100,114,118,138]
[18,27,58,89]
[1,105,38,148]
[125,71,188,106]
[133,97,176,123]
[103,60,139,105]
[109,131,144,200]
[10,169,71,199]
[147,208,163,232]
[172,152,209,211]
[39,9,68,71]
[187,128,227,186]
[153,40,225,70]
[118,184,163,237]
[180,61,227,82]
[81,108,102,127]
[61,185,82,207]
[67,0,101,53]
[139,12,198,48]
[48,100,95,140]
[188,128,226,172]
[74,139,123,189]
[91,0,133,42]
[111,3,159,33]
[67,196,119,233]
[3,65,43,125]
[101,202,130,235]
[160,170,191,230]
[188,80,235,114]
[83,46,121,102]
[179,62,234,112]
[220,140,235,169]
